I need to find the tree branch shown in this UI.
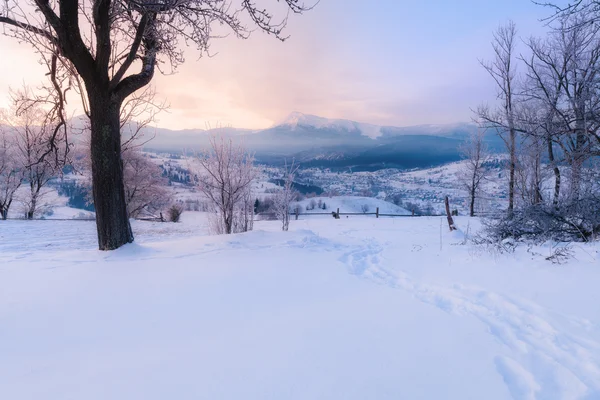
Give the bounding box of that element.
[110,13,149,89]
[0,15,58,44]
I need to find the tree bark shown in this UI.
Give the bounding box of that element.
[533,150,542,205]
[508,128,516,217]
[89,95,133,250]
[26,198,35,219]
[545,133,561,208]
[469,184,476,217]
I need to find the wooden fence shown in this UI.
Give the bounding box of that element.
[3,207,420,222]
[257,207,419,221]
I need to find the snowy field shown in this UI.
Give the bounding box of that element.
[1,213,600,399]
[293,196,411,215]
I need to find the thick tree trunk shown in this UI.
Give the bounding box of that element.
[89,96,133,250]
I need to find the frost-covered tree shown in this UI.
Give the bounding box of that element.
[6,104,66,219]
[457,129,491,217]
[272,161,298,231]
[122,147,169,218]
[0,129,24,219]
[521,38,565,207]
[477,21,520,216]
[0,0,313,249]
[194,136,256,235]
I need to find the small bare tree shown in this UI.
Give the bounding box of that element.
[122,147,169,219]
[194,136,256,235]
[477,20,520,217]
[235,188,254,233]
[272,161,298,231]
[515,134,546,207]
[0,128,24,219]
[5,103,66,219]
[457,129,491,217]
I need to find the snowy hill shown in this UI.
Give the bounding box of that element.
[1,215,600,399]
[139,112,491,170]
[276,111,384,139]
[293,196,411,215]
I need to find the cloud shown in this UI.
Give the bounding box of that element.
[0,0,550,130]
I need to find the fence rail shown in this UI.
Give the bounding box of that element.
[258,206,420,220]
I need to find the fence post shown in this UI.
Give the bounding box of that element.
[444,195,457,231]
[376,207,379,218]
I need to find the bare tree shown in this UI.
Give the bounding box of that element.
[235,188,254,233]
[554,15,600,201]
[272,160,298,231]
[3,102,67,219]
[520,36,566,207]
[194,136,256,235]
[122,146,169,218]
[76,84,169,219]
[457,129,491,217]
[515,135,546,207]
[0,128,24,219]
[0,0,314,250]
[540,0,600,24]
[521,13,600,203]
[477,21,520,216]
[477,2,600,245]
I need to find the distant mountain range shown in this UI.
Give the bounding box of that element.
[139,112,505,171]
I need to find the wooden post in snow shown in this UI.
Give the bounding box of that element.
[445,195,457,231]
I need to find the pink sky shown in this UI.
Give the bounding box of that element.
[0,0,549,130]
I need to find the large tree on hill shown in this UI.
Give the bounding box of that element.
[0,0,312,250]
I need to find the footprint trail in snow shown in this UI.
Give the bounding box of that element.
[339,241,600,400]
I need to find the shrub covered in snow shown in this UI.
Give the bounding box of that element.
[480,197,600,243]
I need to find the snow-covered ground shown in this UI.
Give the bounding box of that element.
[1,214,600,399]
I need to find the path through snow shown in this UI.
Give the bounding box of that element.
[336,224,600,400]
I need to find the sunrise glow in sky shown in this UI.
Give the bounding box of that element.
[0,0,555,130]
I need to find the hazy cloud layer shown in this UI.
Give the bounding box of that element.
[0,0,552,129]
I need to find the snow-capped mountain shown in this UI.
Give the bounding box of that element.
[273,112,480,140]
[275,112,383,139]
[112,112,500,170]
